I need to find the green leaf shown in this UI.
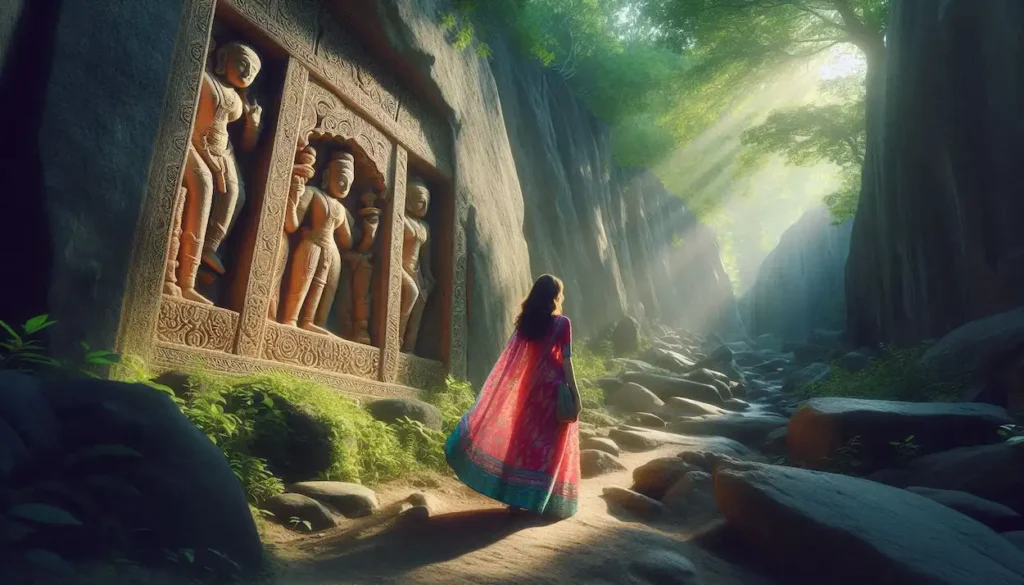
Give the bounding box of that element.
[7,503,82,526]
[181,548,195,564]
[24,549,74,576]
[1007,436,1024,446]
[23,314,56,335]
[0,320,23,344]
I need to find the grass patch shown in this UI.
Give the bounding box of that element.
[117,357,474,504]
[798,346,962,403]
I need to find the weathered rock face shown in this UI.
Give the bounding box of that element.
[847,0,1024,348]
[742,207,851,342]
[313,1,743,383]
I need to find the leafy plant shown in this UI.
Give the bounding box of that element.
[825,435,864,474]
[889,435,921,466]
[0,314,121,378]
[393,417,448,471]
[799,345,962,403]
[998,424,1024,446]
[0,443,146,578]
[424,376,477,434]
[287,516,312,533]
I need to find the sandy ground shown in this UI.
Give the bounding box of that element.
[261,447,778,585]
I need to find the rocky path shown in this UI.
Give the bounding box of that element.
[264,445,769,585]
[262,320,1024,585]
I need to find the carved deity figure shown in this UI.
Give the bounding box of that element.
[399,177,435,352]
[168,41,263,305]
[279,147,355,335]
[339,188,383,344]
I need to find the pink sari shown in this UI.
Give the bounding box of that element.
[444,315,580,518]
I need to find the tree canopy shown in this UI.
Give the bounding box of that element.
[444,0,887,221]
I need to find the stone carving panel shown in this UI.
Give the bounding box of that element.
[223,0,452,177]
[262,322,380,378]
[157,298,239,353]
[235,57,310,356]
[153,343,415,399]
[300,81,393,186]
[382,148,408,382]
[396,353,445,391]
[116,0,216,358]
[449,189,469,379]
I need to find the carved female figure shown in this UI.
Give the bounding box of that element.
[279,147,355,335]
[171,41,263,305]
[340,188,383,344]
[399,177,436,352]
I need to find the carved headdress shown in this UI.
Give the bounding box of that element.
[214,42,262,77]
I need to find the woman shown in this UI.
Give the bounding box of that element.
[444,274,582,519]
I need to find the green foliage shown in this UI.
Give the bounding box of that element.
[889,435,921,466]
[393,417,448,470]
[740,74,867,223]
[0,314,120,378]
[0,442,153,578]
[799,346,962,403]
[424,375,477,434]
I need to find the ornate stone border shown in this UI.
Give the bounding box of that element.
[116,0,467,397]
[115,0,217,359]
[152,342,419,400]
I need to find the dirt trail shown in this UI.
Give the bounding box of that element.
[263,447,775,585]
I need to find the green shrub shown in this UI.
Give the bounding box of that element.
[424,375,476,434]
[799,346,961,403]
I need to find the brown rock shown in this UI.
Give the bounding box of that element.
[287,481,379,518]
[602,487,666,521]
[581,437,620,456]
[581,449,627,479]
[631,457,698,500]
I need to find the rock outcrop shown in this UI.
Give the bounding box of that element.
[742,207,851,342]
[846,0,1024,348]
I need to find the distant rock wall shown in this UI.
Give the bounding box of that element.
[742,208,852,342]
[846,0,1024,347]
[375,0,741,383]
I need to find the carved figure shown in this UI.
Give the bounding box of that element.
[340,188,383,344]
[279,147,355,335]
[268,142,316,319]
[171,41,263,305]
[399,177,435,352]
[163,186,188,296]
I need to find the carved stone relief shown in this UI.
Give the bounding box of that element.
[122,3,465,397]
[157,298,239,353]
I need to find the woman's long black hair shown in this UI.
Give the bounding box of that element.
[515,274,564,342]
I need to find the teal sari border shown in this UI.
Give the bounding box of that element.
[445,419,578,519]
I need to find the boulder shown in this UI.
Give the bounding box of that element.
[581,437,620,456]
[682,368,732,397]
[836,349,875,373]
[640,347,695,374]
[0,372,59,455]
[791,343,834,365]
[669,414,789,446]
[722,398,750,412]
[623,412,666,428]
[401,492,446,521]
[39,378,263,572]
[662,397,727,417]
[582,410,621,428]
[264,493,337,532]
[905,487,1024,532]
[596,377,624,397]
[602,487,666,521]
[581,449,627,479]
[608,428,663,452]
[616,427,757,460]
[661,471,716,519]
[1005,532,1024,554]
[715,463,1024,584]
[782,362,830,392]
[287,481,379,518]
[248,393,334,484]
[609,359,671,376]
[631,457,698,500]
[622,373,724,405]
[366,398,443,431]
[611,316,642,356]
[617,550,700,585]
[868,441,1024,514]
[607,383,665,414]
[788,398,1013,470]
[761,427,788,457]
